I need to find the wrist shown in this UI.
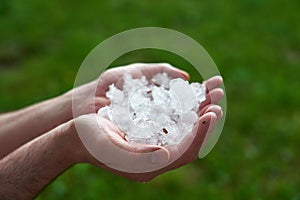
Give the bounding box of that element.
[53,93,73,121]
[58,119,91,164]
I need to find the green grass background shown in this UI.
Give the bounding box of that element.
[1,0,300,199]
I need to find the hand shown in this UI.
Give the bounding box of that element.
[72,64,224,182]
[68,63,190,117]
[75,110,221,182]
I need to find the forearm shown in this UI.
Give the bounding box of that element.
[0,94,72,158]
[0,120,83,199]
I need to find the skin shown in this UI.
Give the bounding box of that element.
[0,63,224,199]
[0,121,80,199]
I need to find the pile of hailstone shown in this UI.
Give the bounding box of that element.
[98,73,206,146]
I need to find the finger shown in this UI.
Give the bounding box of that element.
[157,112,222,169]
[106,128,162,154]
[199,88,224,110]
[200,112,221,151]
[95,65,144,96]
[168,112,216,165]
[192,112,217,145]
[198,104,222,119]
[112,63,189,83]
[101,135,170,172]
[135,63,190,80]
[204,75,223,93]
[94,97,110,112]
[176,112,216,160]
[96,63,189,97]
[108,62,190,81]
[96,68,129,96]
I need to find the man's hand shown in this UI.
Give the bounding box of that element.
[71,65,224,182]
[74,111,221,182]
[69,63,190,117]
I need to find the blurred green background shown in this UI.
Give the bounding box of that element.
[1,0,300,199]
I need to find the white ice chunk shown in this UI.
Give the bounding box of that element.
[182,111,198,125]
[126,123,154,139]
[97,106,111,119]
[97,72,207,146]
[106,84,124,104]
[129,90,149,110]
[191,82,206,103]
[169,78,197,111]
[151,72,170,88]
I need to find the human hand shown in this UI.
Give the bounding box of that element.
[69,63,189,117]
[73,69,223,182]
[75,112,221,182]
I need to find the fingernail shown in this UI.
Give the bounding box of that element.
[151,149,169,164]
[216,75,223,82]
[180,71,190,80]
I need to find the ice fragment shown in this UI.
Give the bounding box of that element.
[98,73,206,146]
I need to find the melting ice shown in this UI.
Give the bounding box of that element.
[98,73,206,146]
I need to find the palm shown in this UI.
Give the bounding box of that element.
[83,64,224,182]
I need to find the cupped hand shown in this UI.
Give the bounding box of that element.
[75,110,222,182]
[69,63,189,117]
[72,65,224,182]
